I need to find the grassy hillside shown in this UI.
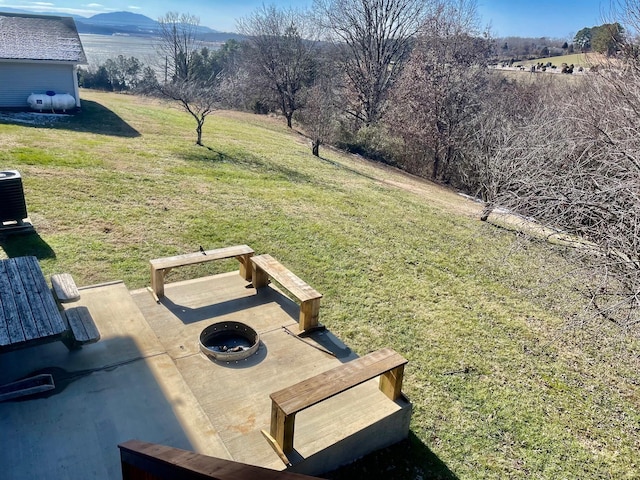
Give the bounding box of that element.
[1,91,638,479]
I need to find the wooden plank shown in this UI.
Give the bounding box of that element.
[270,348,407,416]
[0,293,9,347]
[65,306,100,344]
[17,257,55,337]
[260,429,292,467]
[119,439,324,480]
[51,273,80,302]
[150,245,254,270]
[299,298,321,332]
[150,245,254,297]
[0,260,26,345]
[270,403,296,453]
[23,256,66,334]
[250,255,322,302]
[0,374,55,402]
[65,307,88,342]
[379,365,406,401]
[0,262,13,347]
[4,258,39,341]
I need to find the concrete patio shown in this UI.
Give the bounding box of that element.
[0,269,411,478]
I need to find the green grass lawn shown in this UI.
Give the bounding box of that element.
[517,52,605,69]
[1,90,639,479]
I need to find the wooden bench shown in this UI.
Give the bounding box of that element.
[62,306,101,349]
[269,348,407,453]
[250,254,323,332]
[51,273,80,303]
[0,374,55,402]
[150,245,254,298]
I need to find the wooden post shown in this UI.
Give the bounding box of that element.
[252,264,270,289]
[237,253,253,281]
[379,365,405,401]
[299,298,320,332]
[151,266,165,298]
[270,401,296,453]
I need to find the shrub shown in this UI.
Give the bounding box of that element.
[335,124,401,166]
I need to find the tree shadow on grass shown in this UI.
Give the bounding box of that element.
[0,100,140,138]
[179,145,314,184]
[324,432,458,480]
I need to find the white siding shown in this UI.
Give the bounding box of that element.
[0,62,78,108]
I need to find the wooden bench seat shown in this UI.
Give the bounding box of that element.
[269,348,407,453]
[62,306,100,349]
[251,254,322,331]
[0,374,55,402]
[51,273,80,303]
[150,245,254,298]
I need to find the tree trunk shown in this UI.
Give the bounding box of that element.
[286,112,293,129]
[480,203,494,222]
[432,151,440,180]
[312,139,320,157]
[196,120,204,146]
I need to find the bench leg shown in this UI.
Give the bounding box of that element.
[270,402,296,454]
[252,264,270,289]
[62,331,81,351]
[237,254,253,281]
[379,364,405,401]
[150,267,165,298]
[299,298,321,332]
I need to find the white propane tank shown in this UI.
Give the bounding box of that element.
[27,93,52,111]
[50,93,75,111]
[27,92,76,112]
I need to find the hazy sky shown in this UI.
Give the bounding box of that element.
[0,0,609,39]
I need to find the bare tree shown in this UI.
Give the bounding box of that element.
[157,12,201,82]
[160,80,219,146]
[237,5,317,128]
[385,0,491,180]
[298,78,340,156]
[313,0,428,126]
[156,12,219,146]
[460,74,554,220]
[482,49,640,333]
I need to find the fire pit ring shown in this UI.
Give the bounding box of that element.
[199,321,260,362]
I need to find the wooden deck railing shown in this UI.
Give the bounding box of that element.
[119,440,324,480]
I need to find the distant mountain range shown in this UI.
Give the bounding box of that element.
[0,9,245,42]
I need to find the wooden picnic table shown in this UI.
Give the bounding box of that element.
[0,256,69,352]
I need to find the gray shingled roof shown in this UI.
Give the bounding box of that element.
[0,13,87,63]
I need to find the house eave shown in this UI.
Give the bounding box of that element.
[0,58,85,66]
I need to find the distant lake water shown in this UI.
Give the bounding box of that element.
[80,34,222,70]
[80,34,162,67]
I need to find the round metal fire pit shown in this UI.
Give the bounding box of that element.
[199,321,260,362]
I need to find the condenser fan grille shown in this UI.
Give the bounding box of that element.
[0,170,28,223]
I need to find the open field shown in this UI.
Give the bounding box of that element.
[525,52,596,68]
[1,91,639,479]
[507,52,608,69]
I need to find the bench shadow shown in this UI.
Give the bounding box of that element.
[323,431,458,480]
[161,286,300,325]
[0,230,56,260]
[162,286,352,360]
